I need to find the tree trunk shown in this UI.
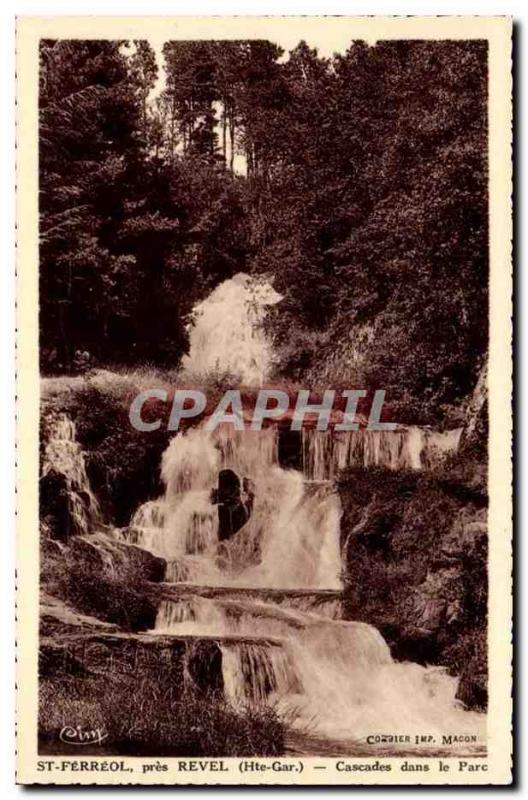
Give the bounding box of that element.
[229,104,235,172]
[222,99,227,163]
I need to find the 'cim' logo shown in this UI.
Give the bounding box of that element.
[59,725,108,746]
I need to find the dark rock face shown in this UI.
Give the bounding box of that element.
[459,361,487,455]
[126,544,166,583]
[212,469,254,541]
[457,655,488,710]
[40,470,74,541]
[187,640,224,695]
[339,466,488,710]
[278,428,303,471]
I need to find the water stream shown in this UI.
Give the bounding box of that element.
[120,419,482,752]
[126,274,483,753]
[43,273,484,755]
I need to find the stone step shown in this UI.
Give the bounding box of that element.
[154,582,342,602]
[40,622,284,690]
[151,583,343,624]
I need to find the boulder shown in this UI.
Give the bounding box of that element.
[211,469,254,541]
[40,470,73,541]
[69,534,166,583]
[186,640,224,695]
[40,532,166,632]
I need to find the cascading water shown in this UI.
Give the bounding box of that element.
[302,426,463,479]
[125,424,341,590]
[118,273,483,754]
[180,272,282,385]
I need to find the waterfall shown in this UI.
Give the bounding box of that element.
[42,414,101,536]
[155,595,227,636]
[282,622,477,742]
[221,642,301,706]
[116,275,484,751]
[49,273,481,753]
[125,424,341,590]
[131,420,482,751]
[302,426,463,479]
[180,272,282,385]
[151,584,483,745]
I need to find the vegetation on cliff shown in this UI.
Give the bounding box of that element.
[338,446,487,710]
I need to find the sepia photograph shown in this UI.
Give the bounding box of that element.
[15,15,513,786]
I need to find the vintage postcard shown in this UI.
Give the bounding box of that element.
[16,16,512,785]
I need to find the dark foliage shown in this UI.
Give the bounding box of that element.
[338,463,488,709]
[40,39,487,421]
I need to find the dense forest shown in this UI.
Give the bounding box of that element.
[39,38,488,421]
